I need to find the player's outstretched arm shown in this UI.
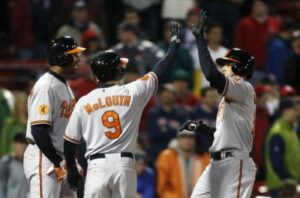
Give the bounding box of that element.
[192,10,226,94]
[178,120,216,135]
[152,21,181,79]
[64,140,83,191]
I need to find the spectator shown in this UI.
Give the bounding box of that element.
[81,29,105,55]
[123,7,147,39]
[146,84,187,161]
[283,31,300,94]
[112,21,164,75]
[252,84,271,180]
[266,21,297,85]
[280,85,297,99]
[56,0,104,45]
[261,75,280,120]
[135,151,155,198]
[122,0,161,41]
[235,0,280,71]
[156,130,210,198]
[0,132,29,198]
[205,22,229,63]
[265,98,300,197]
[0,92,27,157]
[172,70,199,112]
[190,87,218,152]
[198,22,229,88]
[157,23,194,87]
[201,0,244,46]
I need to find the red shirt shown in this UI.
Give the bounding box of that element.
[69,77,97,100]
[235,15,280,70]
[253,105,270,169]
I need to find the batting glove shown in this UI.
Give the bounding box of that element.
[192,10,207,38]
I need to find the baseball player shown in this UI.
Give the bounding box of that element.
[23,36,85,198]
[179,11,257,198]
[63,22,181,198]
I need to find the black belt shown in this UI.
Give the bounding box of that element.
[89,152,134,160]
[210,151,233,160]
[210,151,252,160]
[27,138,36,145]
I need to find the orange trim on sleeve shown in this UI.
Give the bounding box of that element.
[39,151,43,198]
[236,160,243,198]
[63,135,80,144]
[149,72,158,96]
[31,120,52,126]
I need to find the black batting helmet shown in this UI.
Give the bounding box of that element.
[216,48,255,79]
[47,36,85,67]
[90,50,128,82]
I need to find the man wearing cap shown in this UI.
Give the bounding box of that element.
[156,129,210,198]
[23,36,85,198]
[265,98,300,197]
[56,0,104,45]
[112,21,164,75]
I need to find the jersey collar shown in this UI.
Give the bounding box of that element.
[48,70,67,84]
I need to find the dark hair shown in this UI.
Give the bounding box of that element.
[13,132,27,144]
[201,87,216,97]
[118,21,138,35]
[205,21,222,34]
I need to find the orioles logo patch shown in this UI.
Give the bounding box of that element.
[38,105,49,115]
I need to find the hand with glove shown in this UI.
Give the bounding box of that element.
[67,165,83,191]
[46,160,67,182]
[169,21,181,45]
[192,10,207,39]
[178,120,216,135]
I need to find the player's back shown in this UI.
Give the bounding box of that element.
[65,72,157,157]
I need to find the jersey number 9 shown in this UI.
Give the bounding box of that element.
[102,111,122,139]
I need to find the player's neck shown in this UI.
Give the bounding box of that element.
[48,66,67,80]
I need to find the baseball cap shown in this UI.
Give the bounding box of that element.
[171,69,190,82]
[254,84,271,96]
[280,85,296,97]
[118,21,138,34]
[279,98,295,113]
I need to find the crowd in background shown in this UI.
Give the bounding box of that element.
[1,0,300,197]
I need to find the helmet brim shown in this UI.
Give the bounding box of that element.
[65,47,86,54]
[216,57,241,67]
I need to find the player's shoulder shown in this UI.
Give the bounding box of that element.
[32,72,54,92]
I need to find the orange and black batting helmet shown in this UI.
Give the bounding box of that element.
[216,48,255,79]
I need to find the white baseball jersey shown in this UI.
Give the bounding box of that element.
[64,72,158,157]
[209,75,256,153]
[26,71,75,152]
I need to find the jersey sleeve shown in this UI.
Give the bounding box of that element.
[64,102,82,144]
[29,90,53,126]
[129,71,158,107]
[222,76,251,103]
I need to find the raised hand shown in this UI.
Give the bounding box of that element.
[169,21,181,44]
[192,10,207,38]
